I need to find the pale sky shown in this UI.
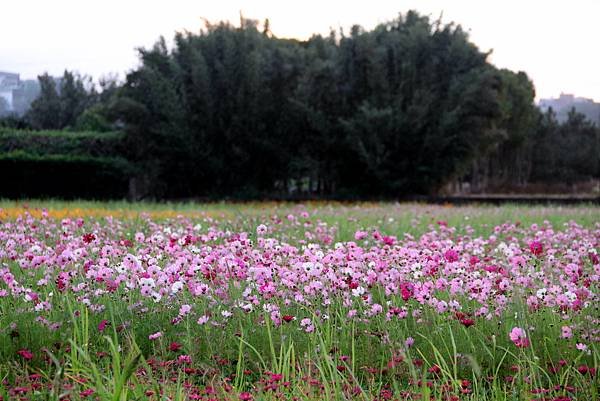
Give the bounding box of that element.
[1,0,599,101]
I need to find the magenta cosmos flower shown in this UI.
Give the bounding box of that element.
[17,349,34,360]
[529,240,543,256]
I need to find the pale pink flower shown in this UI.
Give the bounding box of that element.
[354,231,368,241]
[149,331,162,341]
[179,304,192,316]
[256,224,268,236]
[576,343,590,354]
[509,327,529,348]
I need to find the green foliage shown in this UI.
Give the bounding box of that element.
[464,70,540,190]
[531,108,600,183]
[59,70,95,128]
[74,106,114,132]
[451,69,600,193]
[0,128,131,199]
[0,128,125,156]
[114,12,510,198]
[26,70,103,131]
[28,73,62,129]
[331,16,504,195]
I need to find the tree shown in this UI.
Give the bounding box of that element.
[59,70,92,128]
[333,13,504,195]
[27,71,95,130]
[464,69,539,191]
[27,73,61,129]
[115,37,188,196]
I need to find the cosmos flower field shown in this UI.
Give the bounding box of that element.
[0,202,598,401]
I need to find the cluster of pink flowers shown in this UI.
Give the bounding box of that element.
[0,212,598,353]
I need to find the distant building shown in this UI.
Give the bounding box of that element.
[0,71,20,112]
[538,93,600,125]
[0,71,41,116]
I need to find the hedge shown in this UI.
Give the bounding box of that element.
[0,151,133,199]
[0,128,125,157]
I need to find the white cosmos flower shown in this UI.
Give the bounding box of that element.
[352,286,365,297]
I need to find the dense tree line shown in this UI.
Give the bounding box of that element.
[2,11,599,199]
[113,12,511,198]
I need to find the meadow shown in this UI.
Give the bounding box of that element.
[0,201,598,401]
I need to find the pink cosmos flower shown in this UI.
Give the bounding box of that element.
[148,331,162,341]
[177,354,192,364]
[239,392,253,401]
[179,304,192,316]
[509,327,529,348]
[370,303,383,315]
[256,224,268,236]
[354,231,368,240]
[576,343,589,354]
[300,318,314,333]
[561,326,573,339]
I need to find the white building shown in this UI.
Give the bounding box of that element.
[0,71,20,111]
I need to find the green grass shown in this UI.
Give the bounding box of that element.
[1,199,598,236]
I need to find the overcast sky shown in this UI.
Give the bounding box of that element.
[1,0,598,101]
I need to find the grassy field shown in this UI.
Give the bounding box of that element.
[1,200,598,236]
[0,201,598,401]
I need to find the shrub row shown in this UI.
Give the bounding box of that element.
[0,128,125,157]
[1,151,133,199]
